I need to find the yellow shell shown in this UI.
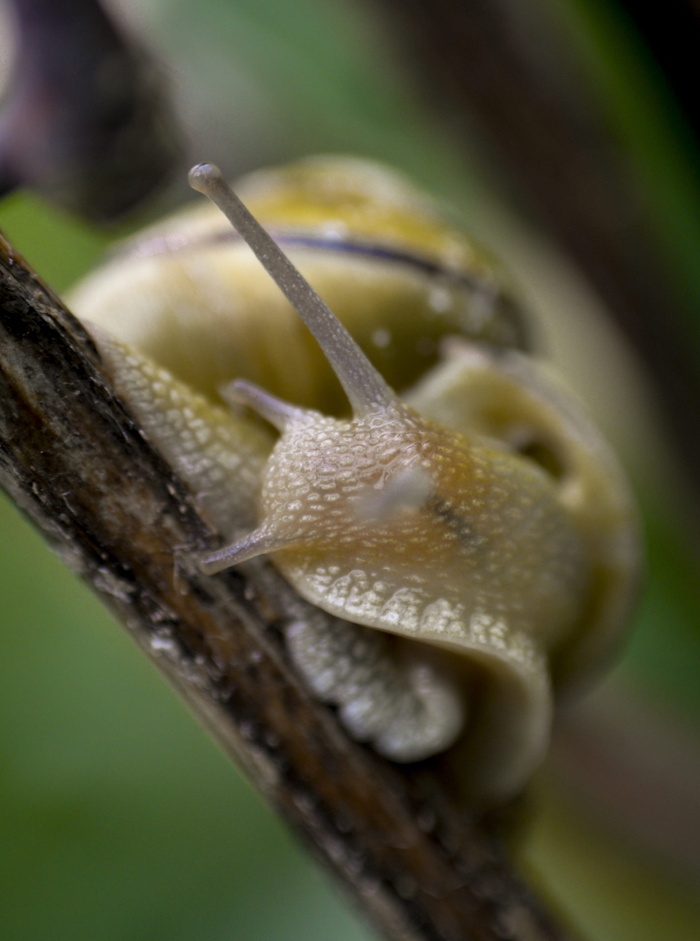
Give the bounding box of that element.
[68,157,641,804]
[69,156,527,413]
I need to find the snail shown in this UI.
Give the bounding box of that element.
[68,156,641,804]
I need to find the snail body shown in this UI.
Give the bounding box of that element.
[69,157,640,803]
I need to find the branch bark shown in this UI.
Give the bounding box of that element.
[0,238,572,940]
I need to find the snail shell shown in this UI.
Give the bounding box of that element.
[68,156,641,804]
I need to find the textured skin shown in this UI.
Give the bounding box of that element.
[285,614,465,761]
[91,328,273,535]
[261,401,587,652]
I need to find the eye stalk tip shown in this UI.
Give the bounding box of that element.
[188,163,223,195]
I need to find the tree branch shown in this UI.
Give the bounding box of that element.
[0,238,572,940]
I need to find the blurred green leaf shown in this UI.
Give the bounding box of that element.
[0,496,370,941]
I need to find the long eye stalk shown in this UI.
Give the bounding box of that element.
[188,163,395,417]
